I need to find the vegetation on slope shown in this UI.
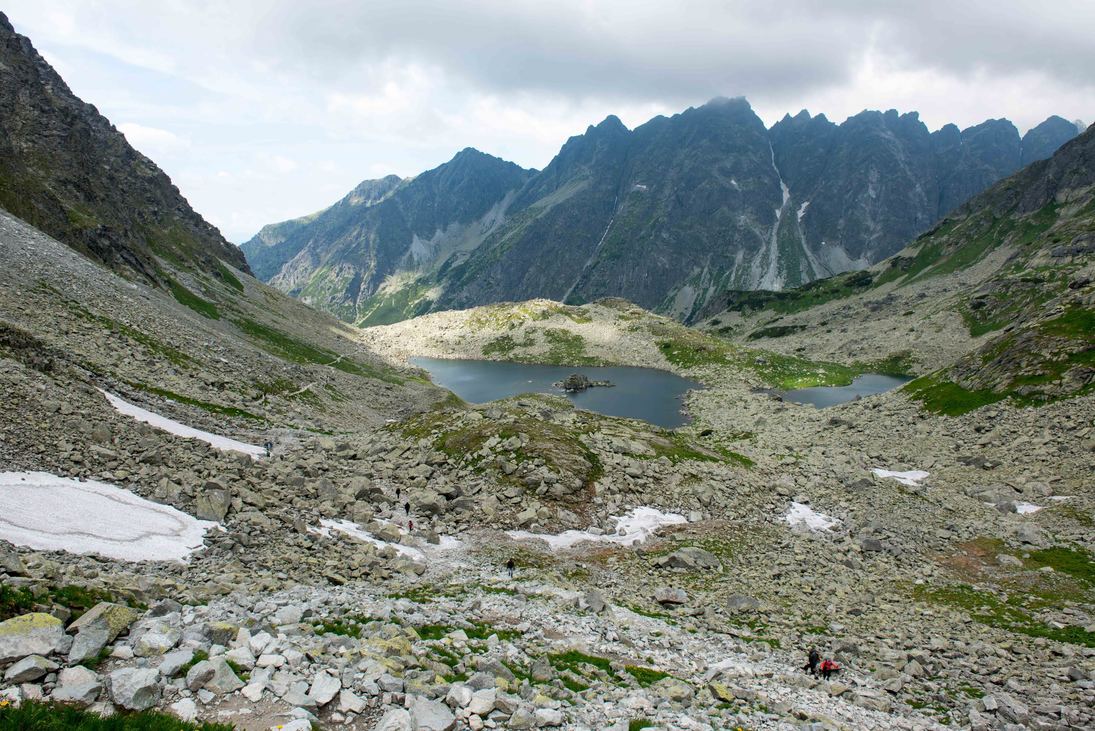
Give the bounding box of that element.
[0,702,233,731]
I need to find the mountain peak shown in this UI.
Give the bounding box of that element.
[589,114,627,135]
[704,95,751,109]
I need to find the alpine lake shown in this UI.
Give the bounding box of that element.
[412,358,910,427]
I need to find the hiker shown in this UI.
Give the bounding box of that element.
[404,501,411,515]
[820,659,840,680]
[263,441,273,458]
[395,487,401,501]
[506,558,516,579]
[803,647,820,676]
[408,519,414,532]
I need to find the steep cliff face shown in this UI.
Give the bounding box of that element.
[700,123,1095,411]
[0,12,249,282]
[438,98,792,317]
[245,97,1078,324]
[240,150,531,323]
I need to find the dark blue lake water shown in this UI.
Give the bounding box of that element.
[782,374,912,408]
[410,357,701,428]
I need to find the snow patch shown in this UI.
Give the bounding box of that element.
[797,200,810,221]
[308,518,462,561]
[783,502,838,532]
[101,390,265,458]
[309,519,425,561]
[1015,503,1043,515]
[0,472,215,562]
[506,506,686,550]
[871,468,929,487]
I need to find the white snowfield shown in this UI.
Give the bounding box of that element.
[871,468,930,487]
[0,472,216,562]
[101,389,265,458]
[783,501,839,532]
[506,506,687,550]
[1015,502,1044,514]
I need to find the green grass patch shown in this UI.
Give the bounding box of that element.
[628,719,655,731]
[0,584,36,621]
[0,701,234,730]
[625,665,671,687]
[415,623,519,642]
[168,279,220,320]
[127,383,262,421]
[1,584,138,623]
[483,334,519,357]
[549,650,613,675]
[178,650,209,676]
[233,317,402,384]
[903,374,1006,416]
[542,328,597,365]
[715,270,875,316]
[214,261,245,293]
[915,584,1095,647]
[746,324,805,340]
[1027,547,1095,585]
[314,617,366,639]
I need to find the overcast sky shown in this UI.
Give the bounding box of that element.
[6,1,1094,242]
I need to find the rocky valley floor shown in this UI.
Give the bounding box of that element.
[1,258,1093,729]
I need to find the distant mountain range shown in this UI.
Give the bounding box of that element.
[241,101,1081,326]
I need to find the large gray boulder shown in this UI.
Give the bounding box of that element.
[308,669,341,706]
[372,709,413,731]
[185,659,215,690]
[134,622,181,657]
[408,694,456,731]
[194,486,231,521]
[659,547,721,571]
[4,654,58,683]
[725,594,761,613]
[68,602,140,664]
[0,542,27,576]
[0,613,66,663]
[654,587,688,605]
[109,667,162,710]
[51,666,103,706]
[204,657,244,695]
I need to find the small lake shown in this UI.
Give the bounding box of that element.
[411,357,701,428]
[782,374,912,408]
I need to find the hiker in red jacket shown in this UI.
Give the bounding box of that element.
[820,659,841,680]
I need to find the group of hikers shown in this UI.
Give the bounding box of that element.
[803,647,841,680]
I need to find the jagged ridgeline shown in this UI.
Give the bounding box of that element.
[702,123,1095,414]
[0,13,248,285]
[242,98,1080,325]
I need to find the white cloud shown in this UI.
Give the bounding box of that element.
[3,1,1093,242]
[117,122,190,156]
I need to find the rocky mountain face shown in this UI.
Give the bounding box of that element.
[246,99,1077,325]
[240,151,531,323]
[0,13,249,283]
[699,122,1095,412]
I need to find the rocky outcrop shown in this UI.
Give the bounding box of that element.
[555,374,613,392]
[0,12,250,283]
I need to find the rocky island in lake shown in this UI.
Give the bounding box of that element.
[554,373,614,392]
